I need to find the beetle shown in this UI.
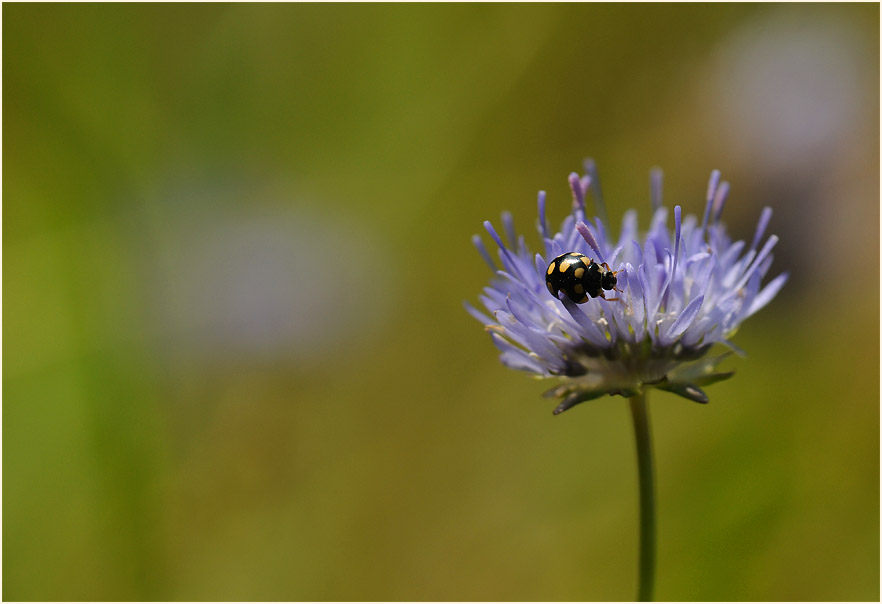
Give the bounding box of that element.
[545,252,620,303]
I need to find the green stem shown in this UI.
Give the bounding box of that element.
[629,391,656,602]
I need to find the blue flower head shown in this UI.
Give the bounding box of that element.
[467,161,788,414]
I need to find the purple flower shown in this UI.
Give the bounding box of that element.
[467,161,788,414]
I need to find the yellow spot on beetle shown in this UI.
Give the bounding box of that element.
[546,281,555,295]
[546,263,555,275]
[574,283,584,294]
[574,267,585,279]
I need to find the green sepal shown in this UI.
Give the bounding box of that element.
[552,390,607,415]
[655,381,709,404]
[661,350,736,398]
[689,371,735,387]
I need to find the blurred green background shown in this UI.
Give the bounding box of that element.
[4,3,879,601]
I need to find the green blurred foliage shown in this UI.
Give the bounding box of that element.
[4,3,879,601]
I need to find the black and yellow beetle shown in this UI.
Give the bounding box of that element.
[545,252,620,303]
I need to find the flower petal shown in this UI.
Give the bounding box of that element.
[464,300,493,325]
[747,271,789,316]
[472,234,497,271]
[664,294,705,344]
[560,297,611,348]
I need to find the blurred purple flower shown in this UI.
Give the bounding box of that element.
[467,161,788,414]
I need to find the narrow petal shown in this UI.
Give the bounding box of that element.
[592,217,609,253]
[718,240,745,272]
[622,265,646,342]
[502,211,517,248]
[583,157,609,229]
[712,181,730,222]
[701,170,721,231]
[472,234,497,270]
[484,220,529,283]
[537,191,549,240]
[607,244,624,268]
[747,272,789,316]
[737,271,763,323]
[499,350,545,374]
[630,239,643,266]
[580,175,591,201]
[664,294,705,343]
[650,167,663,212]
[638,267,655,341]
[568,172,585,210]
[506,295,543,332]
[750,207,773,253]
[671,205,682,285]
[495,309,561,361]
[649,207,669,240]
[735,234,779,291]
[618,210,639,252]
[464,300,493,325]
[479,292,502,313]
[490,333,545,374]
[534,253,548,280]
[561,297,611,348]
